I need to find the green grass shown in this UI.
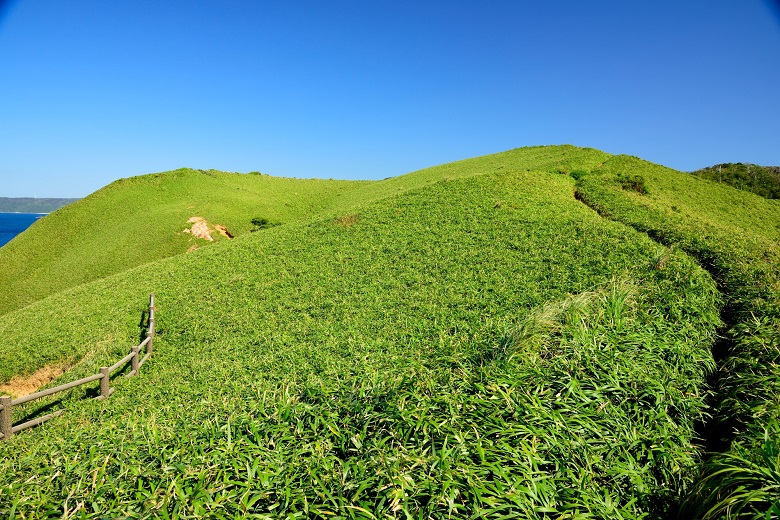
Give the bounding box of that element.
[575,154,780,518]
[2,145,777,517]
[0,169,369,315]
[577,154,780,242]
[0,148,726,517]
[0,146,610,317]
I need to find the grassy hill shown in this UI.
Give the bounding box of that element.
[0,146,778,518]
[0,169,371,315]
[0,146,605,316]
[691,162,780,199]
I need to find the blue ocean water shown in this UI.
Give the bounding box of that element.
[0,213,46,247]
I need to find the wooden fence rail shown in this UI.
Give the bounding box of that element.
[0,294,156,441]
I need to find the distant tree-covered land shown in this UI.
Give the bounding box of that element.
[691,163,780,199]
[0,197,80,213]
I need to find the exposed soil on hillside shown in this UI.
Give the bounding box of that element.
[183,217,214,241]
[214,224,233,238]
[0,364,69,398]
[182,217,233,246]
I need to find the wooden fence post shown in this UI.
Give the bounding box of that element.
[0,396,12,441]
[147,293,155,355]
[0,295,154,439]
[131,346,140,375]
[100,367,110,399]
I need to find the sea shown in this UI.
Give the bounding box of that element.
[0,212,46,247]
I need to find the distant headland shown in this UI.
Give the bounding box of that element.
[0,197,80,213]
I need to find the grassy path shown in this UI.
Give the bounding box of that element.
[574,156,780,518]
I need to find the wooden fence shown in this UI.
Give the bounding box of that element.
[0,294,156,441]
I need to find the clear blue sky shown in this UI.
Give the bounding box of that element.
[1,0,779,197]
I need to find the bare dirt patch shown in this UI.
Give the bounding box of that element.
[182,216,233,247]
[0,364,70,398]
[214,225,234,239]
[183,216,214,241]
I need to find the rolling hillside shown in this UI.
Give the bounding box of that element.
[0,169,368,315]
[0,146,607,316]
[0,146,778,518]
[575,156,780,518]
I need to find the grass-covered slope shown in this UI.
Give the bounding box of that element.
[0,169,368,315]
[0,146,610,317]
[0,147,725,517]
[575,155,780,518]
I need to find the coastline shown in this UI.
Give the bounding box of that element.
[0,212,48,248]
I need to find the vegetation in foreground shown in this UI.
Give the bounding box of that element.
[0,145,777,518]
[575,155,780,518]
